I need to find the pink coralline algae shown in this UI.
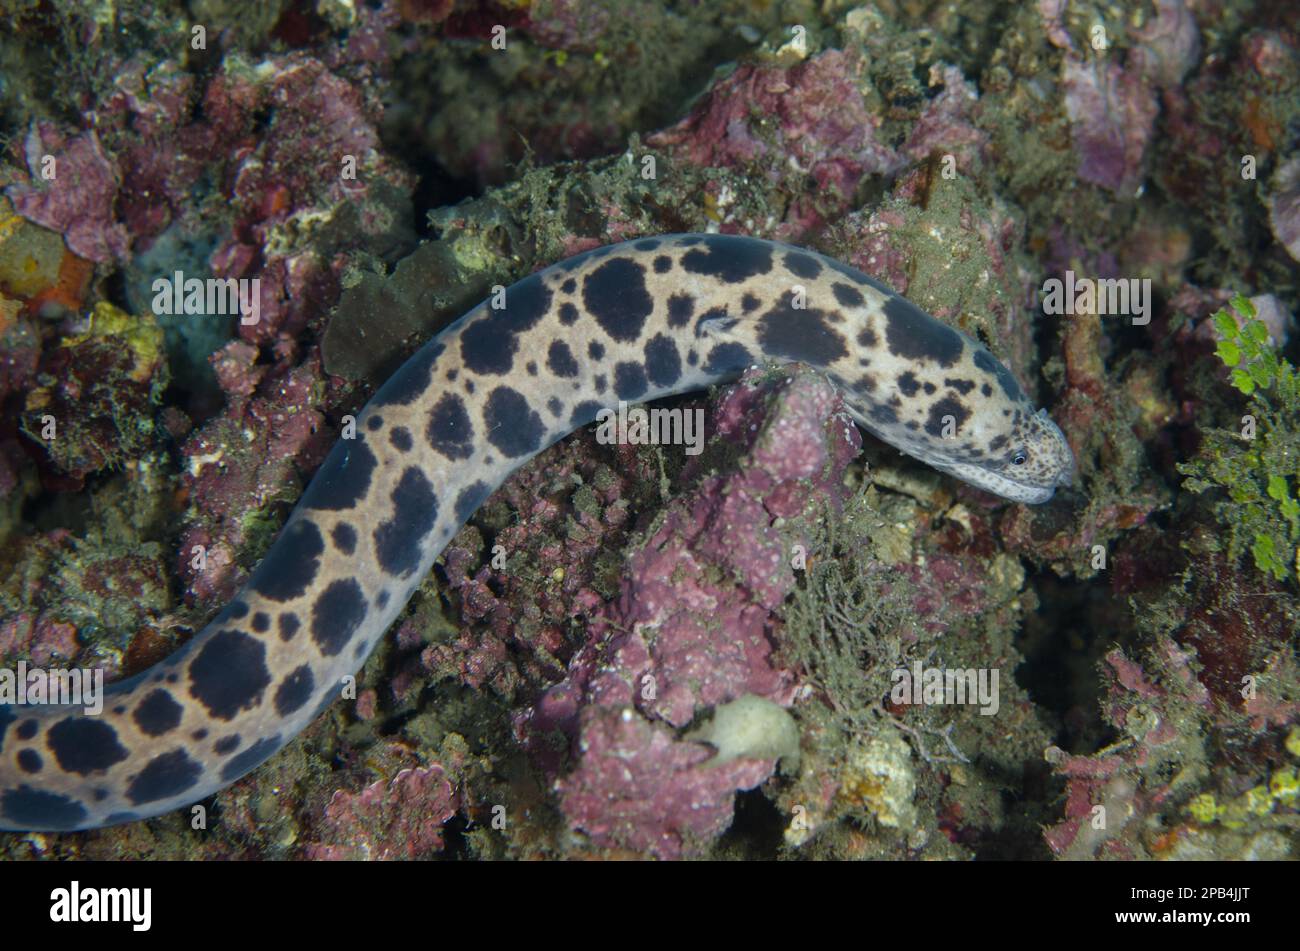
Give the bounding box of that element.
[522,0,613,53]
[647,50,904,236]
[6,123,130,264]
[1046,0,1200,198]
[1130,0,1201,87]
[902,553,991,634]
[13,48,410,344]
[1041,0,1200,86]
[1043,640,1210,860]
[418,429,644,702]
[821,165,1036,380]
[198,53,412,343]
[328,0,410,67]
[518,367,862,857]
[1038,0,1194,198]
[127,52,398,583]
[554,705,773,858]
[901,65,988,170]
[0,613,79,668]
[1060,57,1158,196]
[177,342,332,604]
[103,57,200,240]
[302,763,459,860]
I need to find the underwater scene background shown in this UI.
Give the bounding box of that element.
[0,0,1297,859]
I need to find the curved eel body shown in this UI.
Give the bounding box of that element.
[0,234,1073,831]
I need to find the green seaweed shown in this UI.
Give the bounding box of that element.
[1179,295,1300,582]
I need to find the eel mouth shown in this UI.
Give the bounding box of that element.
[931,458,1063,505]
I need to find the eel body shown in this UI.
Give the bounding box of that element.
[0,233,1073,831]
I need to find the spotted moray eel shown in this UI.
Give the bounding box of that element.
[0,234,1074,832]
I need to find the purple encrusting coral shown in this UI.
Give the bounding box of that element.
[8,125,130,264]
[648,50,904,237]
[302,763,460,860]
[519,367,859,857]
[1043,0,1198,196]
[1060,57,1157,196]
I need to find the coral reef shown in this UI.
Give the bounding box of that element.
[1043,640,1296,861]
[0,0,1298,862]
[528,366,854,857]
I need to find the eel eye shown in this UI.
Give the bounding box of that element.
[1011,451,1028,466]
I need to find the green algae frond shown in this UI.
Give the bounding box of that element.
[1179,295,1300,583]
